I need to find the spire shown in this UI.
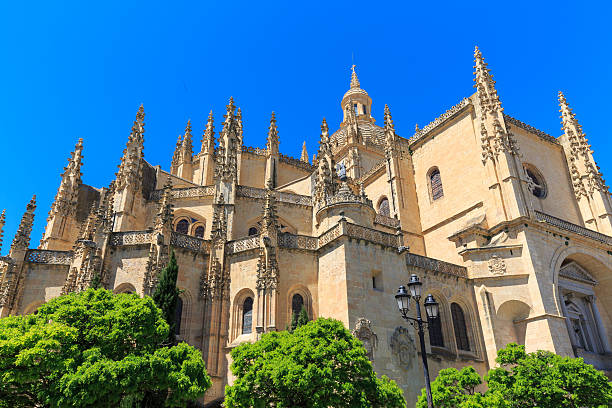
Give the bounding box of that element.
[201,110,215,154]
[154,178,174,232]
[10,196,36,256]
[181,119,194,161]
[171,134,182,173]
[266,112,279,155]
[0,209,5,254]
[261,182,278,235]
[559,91,590,157]
[80,204,97,241]
[384,104,396,156]
[215,97,242,182]
[473,46,502,115]
[301,141,309,163]
[49,138,83,217]
[350,65,360,89]
[116,105,145,190]
[314,118,336,204]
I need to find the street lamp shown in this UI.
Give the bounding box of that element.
[395,274,439,408]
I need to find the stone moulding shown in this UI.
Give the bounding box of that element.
[534,210,612,245]
[503,114,559,145]
[279,153,315,172]
[170,232,210,253]
[405,252,468,278]
[241,146,267,156]
[26,249,73,265]
[277,233,318,250]
[374,213,400,229]
[225,236,260,255]
[149,186,214,201]
[408,98,471,146]
[357,159,386,184]
[227,221,400,256]
[237,186,312,207]
[110,231,153,246]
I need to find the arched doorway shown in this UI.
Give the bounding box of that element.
[555,252,612,371]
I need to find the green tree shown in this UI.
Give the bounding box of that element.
[0,289,211,408]
[225,318,405,408]
[289,305,310,332]
[418,343,612,408]
[152,250,181,343]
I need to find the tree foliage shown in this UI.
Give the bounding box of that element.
[225,318,405,408]
[152,250,181,343]
[289,305,310,332]
[417,343,612,408]
[0,289,211,407]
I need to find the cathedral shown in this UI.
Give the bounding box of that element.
[1,47,612,406]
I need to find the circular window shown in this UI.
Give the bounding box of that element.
[523,165,547,199]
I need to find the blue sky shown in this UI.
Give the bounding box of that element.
[1,1,611,254]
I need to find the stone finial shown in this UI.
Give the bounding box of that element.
[266,112,279,154]
[320,118,329,142]
[0,209,5,253]
[171,134,182,172]
[116,105,145,190]
[10,195,36,256]
[415,123,419,132]
[201,110,215,154]
[301,141,309,163]
[350,64,360,89]
[473,46,502,114]
[155,177,174,232]
[181,119,193,160]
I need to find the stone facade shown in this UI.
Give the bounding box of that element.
[2,49,612,406]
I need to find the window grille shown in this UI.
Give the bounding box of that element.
[292,294,304,317]
[176,219,189,234]
[451,303,470,351]
[378,198,390,217]
[194,225,205,238]
[428,314,445,347]
[430,169,444,200]
[242,297,253,334]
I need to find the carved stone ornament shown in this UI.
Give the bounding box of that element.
[488,254,506,275]
[352,318,378,360]
[390,326,417,369]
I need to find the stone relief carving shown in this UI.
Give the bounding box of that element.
[488,254,506,275]
[390,326,417,369]
[352,318,378,360]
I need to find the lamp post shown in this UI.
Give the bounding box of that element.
[395,274,439,408]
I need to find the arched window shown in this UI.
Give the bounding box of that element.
[291,294,304,317]
[248,227,259,236]
[176,219,189,234]
[378,198,390,217]
[429,168,444,201]
[428,315,445,347]
[194,225,205,238]
[451,303,470,351]
[242,297,253,335]
[174,297,184,336]
[523,164,547,199]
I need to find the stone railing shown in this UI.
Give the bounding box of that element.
[26,249,73,265]
[237,186,267,200]
[534,211,612,245]
[408,98,471,145]
[279,153,315,172]
[149,186,214,201]
[226,236,260,254]
[110,231,153,246]
[242,146,267,156]
[170,232,210,252]
[358,159,386,183]
[314,184,373,213]
[237,186,312,207]
[317,224,342,248]
[504,115,559,145]
[277,191,312,206]
[375,213,401,229]
[278,233,318,250]
[405,252,468,278]
[345,222,400,248]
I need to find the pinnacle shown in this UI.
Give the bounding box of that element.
[136,104,145,123]
[384,104,394,130]
[227,97,236,114]
[350,64,360,89]
[185,119,192,136]
[301,141,309,163]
